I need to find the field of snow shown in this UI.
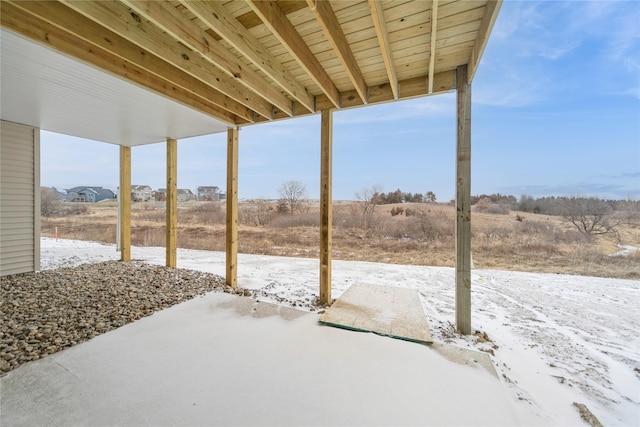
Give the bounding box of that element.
[40,238,640,425]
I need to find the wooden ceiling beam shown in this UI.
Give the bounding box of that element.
[256,70,456,123]
[368,0,398,99]
[428,0,439,94]
[237,1,308,31]
[307,0,368,104]
[1,1,240,125]
[120,0,294,117]
[247,0,340,109]
[183,1,315,113]
[468,0,502,81]
[59,0,272,120]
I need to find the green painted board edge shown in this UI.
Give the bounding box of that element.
[318,320,433,345]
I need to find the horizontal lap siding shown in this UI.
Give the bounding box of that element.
[1,121,40,276]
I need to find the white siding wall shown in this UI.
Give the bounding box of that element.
[1,120,40,276]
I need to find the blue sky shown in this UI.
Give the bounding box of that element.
[41,0,640,202]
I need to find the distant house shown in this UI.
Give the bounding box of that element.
[153,189,166,201]
[66,186,115,203]
[131,185,153,202]
[155,188,195,202]
[198,186,220,201]
[178,189,195,202]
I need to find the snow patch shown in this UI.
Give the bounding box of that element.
[610,244,639,257]
[39,237,640,425]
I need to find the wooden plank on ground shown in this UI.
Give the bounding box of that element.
[319,283,432,344]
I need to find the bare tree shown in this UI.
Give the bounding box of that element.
[277,180,307,215]
[41,187,62,217]
[354,184,382,228]
[562,197,628,239]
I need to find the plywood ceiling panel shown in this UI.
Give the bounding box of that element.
[1,0,502,139]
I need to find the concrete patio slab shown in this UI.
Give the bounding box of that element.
[1,292,518,426]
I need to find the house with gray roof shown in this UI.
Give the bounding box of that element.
[66,186,115,203]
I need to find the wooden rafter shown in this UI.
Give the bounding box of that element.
[428,0,439,94]
[307,0,368,104]
[237,1,308,31]
[1,0,501,127]
[1,1,240,124]
[120,0,294,117]
[260,70,457,123]
[59,0,272,120]
[468,0,503,81]
[247,0,340,108]
[183,1,315,114]
[368,0,398,99]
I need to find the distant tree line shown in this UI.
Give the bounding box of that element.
[370,189,437,204]
[470,193,517,205]
[467,193,639,238]
[515,195,639,216]
[464,193,638,216]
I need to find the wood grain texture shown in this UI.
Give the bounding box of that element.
[4,0,499,124]
[184,1,314,113]
[226,127,239,288]
[455,64,471,335]
[166,138,177,269]
[368,0,398,99]
[119,146,131,262]
[248,0,339,108]
[308,0,369,103]
[319,109,333,306]
[2,1,240,124]
[121,0,293,117]
[58,0,268,120]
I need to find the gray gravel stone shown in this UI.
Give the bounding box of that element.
[0,261,226,374]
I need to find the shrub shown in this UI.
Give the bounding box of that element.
[181,202,225,225]
[239,200,276,227]
[41,188,62,217]
[134,208,166,223]
[390,207,404,216]
[474,199,509,214]
[474,197,491,211]
[270,212,319,228]
[486,204,510,215]
[66,203,89,216]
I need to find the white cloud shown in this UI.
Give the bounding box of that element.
[475,1,640,106]
[473,62,550,107]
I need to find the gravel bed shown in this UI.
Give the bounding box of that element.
[0,261,235,374]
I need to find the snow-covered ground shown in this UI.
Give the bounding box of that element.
[611,244,639,257]
[40,238,640,425]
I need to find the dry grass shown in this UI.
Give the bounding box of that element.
[41,201,640,280]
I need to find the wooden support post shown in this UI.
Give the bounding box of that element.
[226,127,239,288]
[319,109,333,306]
[166,138,177,268]
[119,145,131,262]
[455,64,472,335]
